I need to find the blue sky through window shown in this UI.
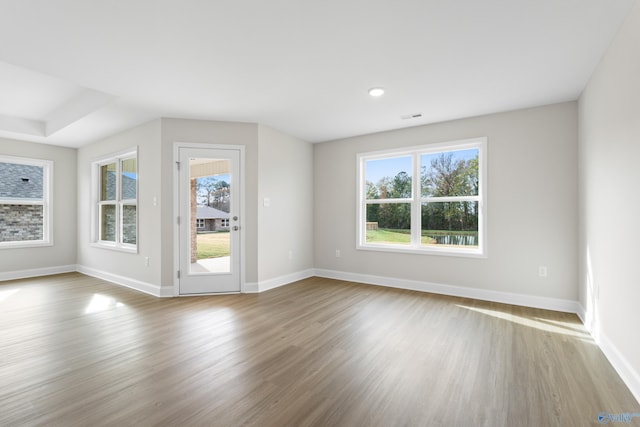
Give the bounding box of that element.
[366,149,478,184]
[365,156,412,184]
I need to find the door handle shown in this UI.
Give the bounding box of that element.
[233,226,239,231]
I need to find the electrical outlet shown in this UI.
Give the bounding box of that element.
[145,256,150,267]
[335,250,341,258]
[538,266,547,278]
[288,250,293,260]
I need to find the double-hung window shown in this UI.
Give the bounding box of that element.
[93,149,138,252]
[357,138,486,257]
[0,156,52,248]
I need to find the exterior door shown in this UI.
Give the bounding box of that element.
[178,147,241,294]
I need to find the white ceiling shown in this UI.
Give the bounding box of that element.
[0,0,635,148]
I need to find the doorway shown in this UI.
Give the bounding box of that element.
[176,146,242,294]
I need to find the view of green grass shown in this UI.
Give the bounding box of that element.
[196,232,230,259]
[366,228,412,244]
[366,228,477,245]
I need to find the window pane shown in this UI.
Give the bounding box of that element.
[365,156,412,199]
[0,162,43,200]
[365,203,411,245]
[122,205,137,245]
[100,204,116,242]
[421,149,479,197]
[100,163,117,201]
[121,158,137,200]
[0,204,43,242]
[421,202,478,247]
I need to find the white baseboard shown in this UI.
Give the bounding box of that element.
[576,302,587,324]
[76,265,170,297]
[253,269,315,293]
[244,282,259,293]
[313,268,581,314]
[0,264,77,282]
[598,332,640,405]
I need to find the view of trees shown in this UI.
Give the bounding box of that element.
[197,176,231,213]
[366,151,479,240]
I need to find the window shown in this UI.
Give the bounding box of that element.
[197,218,205,228]
[221,218,229,228]
[358,138,486,257]
[0,156,52,248]
[93,149,137,251]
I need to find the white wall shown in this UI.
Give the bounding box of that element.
[76,120,163,289]
[578,1,640,401]
[257,125,314,285]
[0,138,77,276]
[160,118,260,288]
[314,102,578,302]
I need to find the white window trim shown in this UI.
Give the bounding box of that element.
[356,137,487,258]
[0,155,53,249]
[91,148,138,253]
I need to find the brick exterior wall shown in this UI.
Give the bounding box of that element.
[101,205,116,241]
[122,205,137,244]
[0,204,44,242]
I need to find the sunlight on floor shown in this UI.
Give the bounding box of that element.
[0,288,20,303]
[456,304,592,340]
[85,294,124,314]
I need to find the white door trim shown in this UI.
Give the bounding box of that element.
[173,142,246,296]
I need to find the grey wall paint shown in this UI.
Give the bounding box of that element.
[160,118,260,287]
[314,102,578,300]
[578,1,640,392]
[257,125,314,282]
[75,117,313,290]
[76,119,162,286]
[0,138,77,271]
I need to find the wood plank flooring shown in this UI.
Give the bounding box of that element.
[0,273,638,426]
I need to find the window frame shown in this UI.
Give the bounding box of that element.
[0,155,53,249]
[91,148,138,253]
[357,137,487,258]
[196,218,205,229]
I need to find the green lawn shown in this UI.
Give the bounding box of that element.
[366,228,477,245]
[196,232,230,259]
[366,228,437,245]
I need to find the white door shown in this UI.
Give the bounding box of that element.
[178,147,241,294]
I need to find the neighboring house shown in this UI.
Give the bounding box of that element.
[196,205,230,232]
[0,162,44,242]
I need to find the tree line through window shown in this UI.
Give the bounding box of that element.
[358,138,486,256]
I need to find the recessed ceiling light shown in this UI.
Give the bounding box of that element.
[368,87,385,97]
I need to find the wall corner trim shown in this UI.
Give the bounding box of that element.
[76,265,166,297]
[575,303,587,324]
[254,269,315,293]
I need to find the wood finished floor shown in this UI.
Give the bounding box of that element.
[1,273,638,426]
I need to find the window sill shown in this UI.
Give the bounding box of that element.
[91,242,138,254]
[0,240,53,250]
[357,243,486,259]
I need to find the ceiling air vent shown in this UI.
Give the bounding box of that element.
[401,113,422,120]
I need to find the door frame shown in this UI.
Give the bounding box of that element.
[173,142,246,296]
